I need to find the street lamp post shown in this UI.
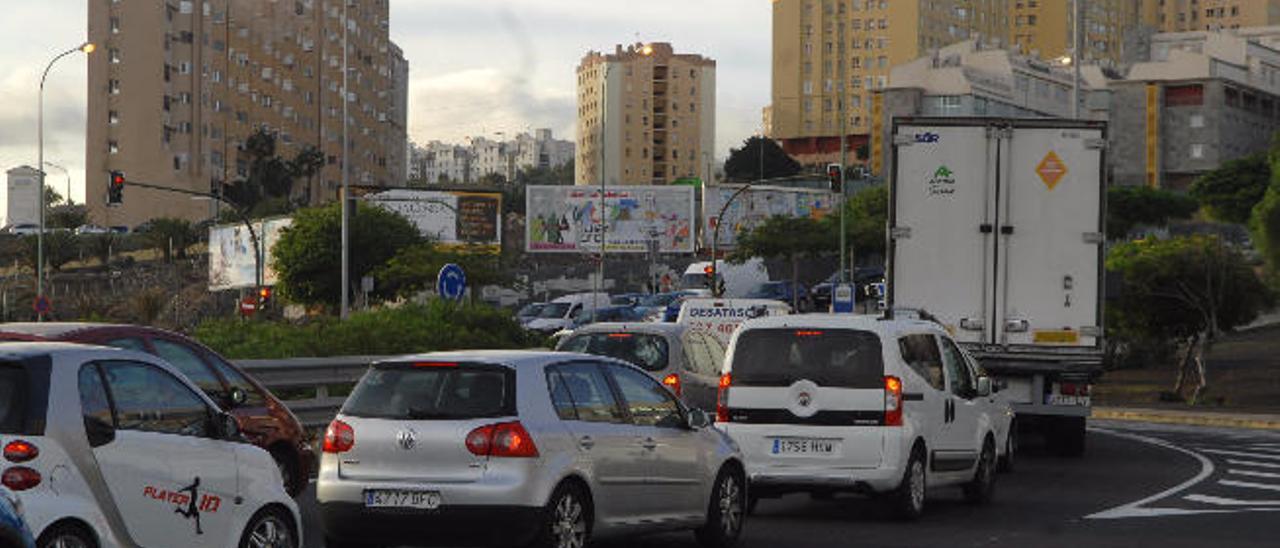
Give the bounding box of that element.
[37,42,94,321]
[340,0,351,319]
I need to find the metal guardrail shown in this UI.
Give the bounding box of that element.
[235,355,385,429]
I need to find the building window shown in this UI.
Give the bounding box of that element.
[1190,144,1205,159]
[110,17,120,33]
[109,48,121,63]
[108,111,119,125]
[108,79,121,94]
[1189,114,1205,128]
[108,141,119,154]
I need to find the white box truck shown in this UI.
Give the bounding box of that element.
[886,118,1107,456]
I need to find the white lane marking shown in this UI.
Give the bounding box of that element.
[1238,446,1280,455]
[1184,494,1280,506]
[1228,459,1280,470]
[1229,469,1280,480]
[1086,428,1217,520]
[1220,480,1280,493]
[1200,449,1280,461]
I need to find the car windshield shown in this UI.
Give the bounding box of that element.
[536,302,573,319]
[731,328,884,389]
[746,283,785,298]
[518,303,547,318]
[639,293,677,307]
[559,332,670,372]
[343,363,515,420]
[0,364,27,433]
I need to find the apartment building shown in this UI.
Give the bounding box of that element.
[575,42,716,186]
[769,0,1134,163]
[86,0,408,228]
[1111,30,1280,190]
[1141,0,1280,33]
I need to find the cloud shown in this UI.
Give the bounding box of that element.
[408,68,576,144]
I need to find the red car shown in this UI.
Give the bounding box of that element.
[0,323,314,496]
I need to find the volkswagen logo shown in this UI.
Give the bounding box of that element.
[396,429,417,451]
[797,392,812,407]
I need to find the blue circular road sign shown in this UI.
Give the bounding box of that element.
[437,263,467,302]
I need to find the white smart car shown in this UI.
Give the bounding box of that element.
[0,342,301,548]
[717,315,1014,519]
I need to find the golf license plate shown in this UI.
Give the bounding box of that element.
[771,438,837,456]
[364,489,442,510]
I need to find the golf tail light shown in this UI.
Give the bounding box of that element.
[1,467,41,491]
[716,374,732,423]
[884,376,903,427]
[467,422,539,458]
[323,420,354,453]
[662,374,682,396]
[3,440,39,463]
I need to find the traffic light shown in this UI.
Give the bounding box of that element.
[258,286,272,308]
[704,264,716,290]
[827,163,843,195]
[107,171,125,205]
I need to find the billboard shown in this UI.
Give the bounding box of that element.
[208,217,293,291]
[526,185,695,253]
[366,189,502,251]
[703,185,836,249]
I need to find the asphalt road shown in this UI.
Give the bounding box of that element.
[299,421,1280,548]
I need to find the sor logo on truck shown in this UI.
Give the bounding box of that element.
[914,132,941,144]
[927,165,957,197]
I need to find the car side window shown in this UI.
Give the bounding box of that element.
[701,333,727,376]
[99,360,214,438]
[78,364,114,427]
[939,338,976,398]
[606,364,685,429]
[898,334,945,391]
[151,339,226,397]
[546,369,578,421]
[549,363,626,423]
[204,352,267,407]
[680,332,710,376]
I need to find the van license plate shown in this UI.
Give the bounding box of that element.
[1046,395,1091,406]
[365,489,442,510]
[771,438,836,455]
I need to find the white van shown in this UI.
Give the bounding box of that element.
[682,258,770,298]
[523,292,612,335]
[676,298,792,347]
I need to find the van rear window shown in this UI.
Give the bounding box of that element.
[558,333,670,372]
[342,362,515,420]
[0,365,28,433]
[731,329,883,389]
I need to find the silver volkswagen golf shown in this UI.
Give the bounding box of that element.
[317,350,746,548]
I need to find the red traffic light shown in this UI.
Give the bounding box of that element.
[704,265,715,276]
[259,287,272,300]
[827,163,843,194]
[111,173,124,186]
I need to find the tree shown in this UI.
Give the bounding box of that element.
[224,128,297,216]
[46,204,89,229]
[84,233,116,266]
[44,185,64,207]
[723,136,801,182]
[290,146,326,206]
[1252,180,1280,280]
[1190,153,1270,224]
[140,218,196,262]
[375,243,510,302]
[1107,236,1274,403]
[821,185,889,259]
[516,160,574,186]
[22,232,77,272]
[1106,186,1199,240]
[729,216,829,310]
[272,202,423,307]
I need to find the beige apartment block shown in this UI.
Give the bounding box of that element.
[575,42,716,186]
[769,0,1132,162]
[86,0,407,228]
[1141,0,1280,33]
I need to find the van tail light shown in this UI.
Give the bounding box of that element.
[1,467,41,491]
[3,440,39,463]
[662,374,682,397]
[884,376,903,427]
[466,421,539,458]
[323,420,355,454]
[716,374,732,423]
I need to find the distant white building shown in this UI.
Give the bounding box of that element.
[409,129,574,184]
[5,166,41,228]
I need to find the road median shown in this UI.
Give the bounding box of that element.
[1094,406,1280,431]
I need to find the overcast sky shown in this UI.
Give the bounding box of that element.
[0,0,770,210]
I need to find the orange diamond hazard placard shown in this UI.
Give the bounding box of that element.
[1037,151,1068,191]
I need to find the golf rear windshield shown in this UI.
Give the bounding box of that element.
[343,363,515,420]
[731,329,883,389]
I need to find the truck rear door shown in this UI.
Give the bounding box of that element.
[997,126,1104,348]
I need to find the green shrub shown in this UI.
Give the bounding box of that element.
[195,300,537,359]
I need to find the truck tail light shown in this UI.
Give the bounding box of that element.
[466,421,539,458]
[1,467,41,491]
[662,374,682,396]
[884,376,903,427]
[323,420,355,454]
[716,374,732,423]
[3,440,39,463]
